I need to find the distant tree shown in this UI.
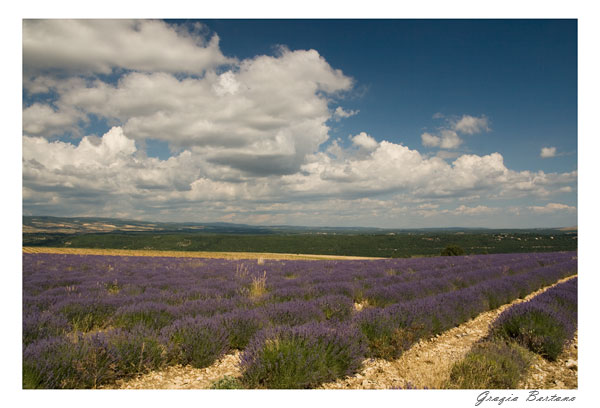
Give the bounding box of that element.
[441,244,465,256]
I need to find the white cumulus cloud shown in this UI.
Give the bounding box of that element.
[351,132,379,151]
[454,205,496,215]
[333,106,359,121]
[23,19,233,76]
[452,114,490,134]
[421,132,441,147]
[421,114,490,151]
[439,130,462,149]
[22,103,83,136]
[540,146,557,158]
[26,48,353,177]
[529,203,576,214]
[421,129,462,149]
[22,126,578,225]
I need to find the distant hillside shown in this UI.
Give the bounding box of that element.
[23,216,577,258]
[22,215,576,235]
[23,215,266,234]
[22,215,385,235]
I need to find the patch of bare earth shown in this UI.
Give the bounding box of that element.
[103,351,242,389]
[320,275,577,389]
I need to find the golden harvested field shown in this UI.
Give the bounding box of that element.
[22,246,381,261]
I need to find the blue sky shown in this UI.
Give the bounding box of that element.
[198,19,577,172]
[22,19,578,228]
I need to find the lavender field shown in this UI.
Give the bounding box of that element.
[22,251,577,389]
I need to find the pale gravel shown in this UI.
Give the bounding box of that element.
[103,351,242,389]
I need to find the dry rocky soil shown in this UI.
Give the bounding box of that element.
[105,275,577,390]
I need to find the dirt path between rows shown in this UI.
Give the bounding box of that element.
[105,275,577,390]
[104,352,242,389]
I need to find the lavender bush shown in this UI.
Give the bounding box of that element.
[220,309,267,349]
[446,339,532,389]
[315,295,354,321]
[160,316,229,368]
[239,322,367,388]
[112,301,176,330]
[24,333,117,389]
[491,277,577,360]
[262,300,325,327]
[107,325,166,377]
[23,311,71,346]
[52,297,117,332]
[23,336,81,389]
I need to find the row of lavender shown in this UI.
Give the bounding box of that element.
[492,276,578,360]
[23,251,577,388]
[355,258,577,359]
[447,277,578,388]
[23,251,574,332]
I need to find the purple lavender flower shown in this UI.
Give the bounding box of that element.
[262,299,325,327]
[160,316,229,368]
[492,277,577,360]
[239,322,367,388]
